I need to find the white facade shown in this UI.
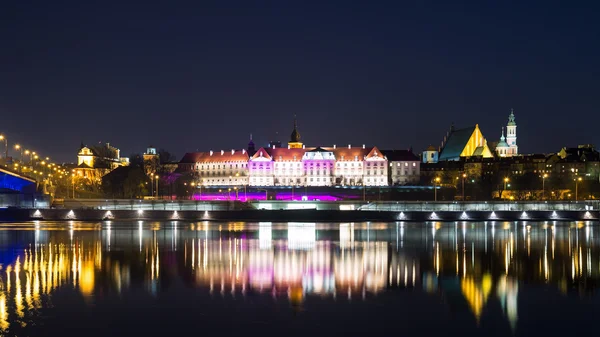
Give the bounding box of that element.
[389,161,420,185]
[506,109,518,156]
[189,149,249,186]
[248,148,274,186]
[183,146,399,187]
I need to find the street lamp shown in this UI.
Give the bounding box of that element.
[14,144,22,165]
[155,175,159,198]
[71,173,75,198]
[0,135,7,159]
[542,173,548,200]
[461,173,466,202]
[503,177,509,200]
[434,177,441,201]
[190,182,196,200]
[575,177,582,201]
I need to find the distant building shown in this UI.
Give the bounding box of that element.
[422,145,439,164]
[179,149,249,186]
[143,146,159,176]
[382,149,420,185]
[496,109,518,157]
[75,142,128,181]
[438,124,493,161]
[178,119,391,187]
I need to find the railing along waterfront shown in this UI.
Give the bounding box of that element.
[54,199,600,213]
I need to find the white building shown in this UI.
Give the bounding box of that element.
[381,150,420,185]
[179,149,249,186]
[496,109,518,157]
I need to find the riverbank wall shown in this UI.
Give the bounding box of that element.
[0,208,598,223]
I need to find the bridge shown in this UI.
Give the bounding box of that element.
[0,166,37,192]
[0,166,44,208]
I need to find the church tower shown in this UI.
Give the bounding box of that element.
[288,115,303,149]
[495,127,509,157]
[506,109,518,156]
[247,134,256,156]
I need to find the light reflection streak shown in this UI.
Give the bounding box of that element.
[0,221,595,332]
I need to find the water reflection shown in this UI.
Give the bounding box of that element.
[0,221,597,334]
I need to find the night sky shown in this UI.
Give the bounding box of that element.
[1,1,599,163]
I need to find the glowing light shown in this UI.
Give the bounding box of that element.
[398,212,406,220]
[430,212,438,220]
[551,211,558,219]
[172,211,179,219]
[521,211,528,219]
[66,210,75,219]
[490,211,497,219]
[460,211,468,220]
[32,210,42,218]
[137,209,143,215]
[104,210,113,220]
[584,211,593,219]
[287,223,316,250]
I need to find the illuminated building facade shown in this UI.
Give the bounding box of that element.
[179,118,398,187]
[496,109,518,157]
[381,149,420,185]
[75,142,129,181]
[179,149,249,186]
[438,124,493,161]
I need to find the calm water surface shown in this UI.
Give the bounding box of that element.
[0,220,598,336]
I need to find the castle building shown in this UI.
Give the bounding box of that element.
[179,118,394,187]
[179,149,249,186]
[496,109,518,157]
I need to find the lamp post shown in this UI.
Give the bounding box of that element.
[190,182,196,200]
[14,144,22,167]
[542,173,548,200]
[434,177,441,201]
[575,177,582,201]
[150,174,154,198]
[503,177,509,200]
[155,175,159,198]
[0,135,6,159]
[462,173,466,201]
[71,173,75,199]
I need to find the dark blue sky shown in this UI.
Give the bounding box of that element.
[1,0,599,162]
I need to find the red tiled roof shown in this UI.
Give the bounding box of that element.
[268,147,309,161]
[366,146,385,159]
[251,147,272,160]
[322,147,371,161]
[179,150,249,163]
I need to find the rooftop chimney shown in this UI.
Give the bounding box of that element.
[333,144,336,149]
[231,149,235,155]
[210,150,213,156]
[272,145,275,149]
[221,150,224,155]
[288,144,290,149]
[362,144,365,149]
[242,149,246,154]
[348,144,351,149]
[302,145,305,149]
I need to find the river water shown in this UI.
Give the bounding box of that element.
[0,220,597,336]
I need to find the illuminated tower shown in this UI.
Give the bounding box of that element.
[288,115,303,149]
[495,127,509,157]
[506,109,518,156]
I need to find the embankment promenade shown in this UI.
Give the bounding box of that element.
[0,199,598,222]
